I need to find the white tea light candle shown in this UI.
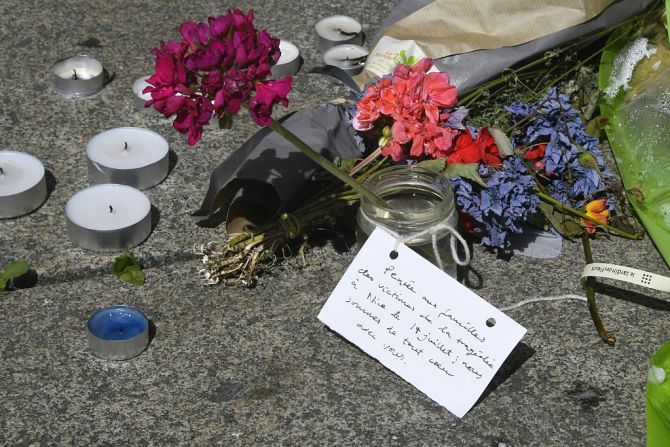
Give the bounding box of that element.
[314,15,363,51]
[65,184,152,252]
[323,44,369,76]
[271,41,300,79]
[132,76,153,111]
[0,151,47,219]
[51,55,105,97]
[87,127,169,190]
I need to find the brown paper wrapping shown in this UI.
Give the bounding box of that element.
[379,0,614,59]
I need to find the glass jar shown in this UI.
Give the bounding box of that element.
[356,165,459,278]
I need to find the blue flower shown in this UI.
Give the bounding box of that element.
[507,88,610,208]
[451,157,539,250]
[445,106,469,130]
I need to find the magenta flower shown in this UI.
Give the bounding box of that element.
[146,9,291,145]
[249,78,292,126]
[144,41,192,114]
[173,95,214,146]
[149,9,386,213]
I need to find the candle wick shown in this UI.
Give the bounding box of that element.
[72,69,78,80]
[336,28,358,37]
[123,141,128,152]
[109,205,113,213]
[343,55,367,64]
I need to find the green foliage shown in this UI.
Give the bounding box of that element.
[488,127,515,157]
[112,251,145,286]
[417,158,487,188]
[0,260,30,296]
[333,157,358,174]
[393,50,419,66]
[538,203,582,239]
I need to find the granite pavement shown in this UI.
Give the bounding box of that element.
[1,1,669,446]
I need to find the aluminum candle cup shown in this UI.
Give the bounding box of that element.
[0,151,47,218]
[323,44,369,76]
[87,306,149,361]
[271,40,300,79]
[86,127,169,190]
[51,55,105,97]
[65,184,152,252]
[132,76,153,112]
[314,15,363,52]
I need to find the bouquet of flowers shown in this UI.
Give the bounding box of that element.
[349,60,638,252]
[146,6,655,343]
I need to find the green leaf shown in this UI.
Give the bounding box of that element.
[119,266,145,286]
[416,158,446,172]
[2,260,29,280]
[538,203,583,239]
[444,163,487,188]
[585,116,608,137]
[112,251,144,286]
[112,251,136,275]
[488,127,515,158]
[0,277,7,291]
[333,157,358,174]
[218,112,234,130]
[578,152,600,172]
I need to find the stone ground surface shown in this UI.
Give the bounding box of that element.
[1,1,669,446]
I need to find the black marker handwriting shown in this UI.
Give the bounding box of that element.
[356,323,376,339]
[383,266,416,293]
[378,284,415,311]
[437,309,485,342]
[357,268,374,281]
[429,358,454,377]
[345,297,380,324]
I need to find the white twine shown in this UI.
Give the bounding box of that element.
[387,221,471,271]
[499,294,587,311]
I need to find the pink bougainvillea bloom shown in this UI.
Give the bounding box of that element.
[248,77,293,126]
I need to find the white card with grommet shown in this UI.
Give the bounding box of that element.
[318,227,526,418]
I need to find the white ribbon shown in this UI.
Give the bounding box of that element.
[580,263,670,292]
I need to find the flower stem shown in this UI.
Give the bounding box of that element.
[348,147,383,176]
[269,119,389,209]
[581,235,616,345]
[535,191,644,240]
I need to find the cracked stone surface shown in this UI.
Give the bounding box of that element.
[1,1,669,446]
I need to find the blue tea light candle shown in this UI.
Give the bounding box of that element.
[87,306,150,361]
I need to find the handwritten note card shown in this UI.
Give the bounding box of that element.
[318,228,526,418]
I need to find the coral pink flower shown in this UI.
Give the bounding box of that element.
[353,57,460,161]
